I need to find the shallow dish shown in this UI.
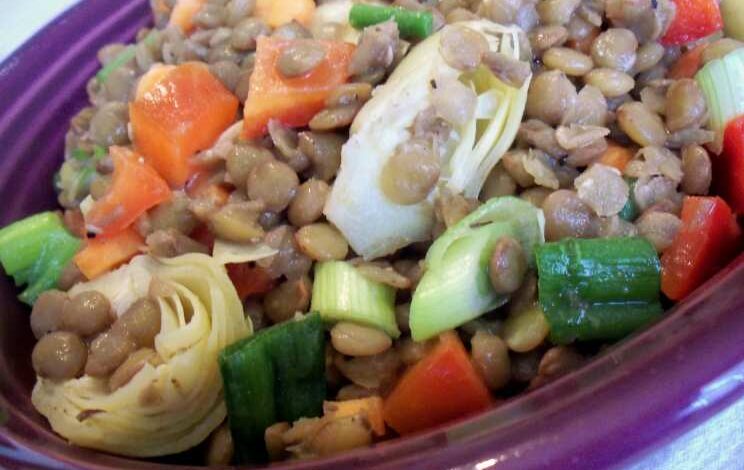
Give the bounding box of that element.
[0,1,743,469]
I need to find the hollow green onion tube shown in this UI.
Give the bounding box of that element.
[311,261,400,337]
[410,197,545,341]
[536,237,663,344]
[349,4,433,40]
[219,313,325,463]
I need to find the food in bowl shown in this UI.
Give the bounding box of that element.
[1,0,743,465]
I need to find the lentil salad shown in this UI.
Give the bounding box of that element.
[1,0,743,465]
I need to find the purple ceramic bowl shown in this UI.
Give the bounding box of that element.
[1,2,743,469]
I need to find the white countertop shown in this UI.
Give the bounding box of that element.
[0,3,742,470]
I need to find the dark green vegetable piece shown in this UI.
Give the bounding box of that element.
[349,4,434,40]
[536,237,663,344]
[219,313,325,463]
[618,178,639,221]
[0,212,81,305]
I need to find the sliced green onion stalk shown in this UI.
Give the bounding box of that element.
[409,197,544,341]
[695,47,744,154]
[0,212,81,305]
[325,20,531,259]
[536,237,663,344]
[220,313,325,463]
[349,4,434,40]
[311,261,400,337]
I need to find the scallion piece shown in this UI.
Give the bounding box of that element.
[219,313,325,463]
[0,212,81,304]
[0,212,66,275]
[311,261,400,337]
[349,4,434,40]
[695,47,744,153]
[409,197,544,341]
[536,237,663,344]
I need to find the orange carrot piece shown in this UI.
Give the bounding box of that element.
[383,332,492,435]
[599,142,636,172]
[85,147,171,237]
[243,37,355,140]
[130,63,239,187]
[255,0,316,28]
[668,44,708,79]
[74,228,144,280]
[324,397,386,436]
[169,0,207,34]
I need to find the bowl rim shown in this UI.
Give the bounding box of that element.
[1,2,743,469]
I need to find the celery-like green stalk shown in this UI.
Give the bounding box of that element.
[410,197,544,341]
[0,212,81,304]
[0,212,64,275]
[695,48,744,153]
[19,229,81,304]
[311,261,400,337]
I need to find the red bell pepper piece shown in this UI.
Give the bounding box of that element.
[383,332,492,435]
[661,0,723,46]
[86,147,171,237]
[74,228,144,280]
[242,37,355,140]
[716,115,744,214]
[661,196,741,301]
[226,263,276,300]
[130,62,239,187]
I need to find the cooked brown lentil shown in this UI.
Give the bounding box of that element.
[470,331,511,390]
[295,223,349,261]
[380,139,440,205]
[114,298,161,348]
[32,331,88,380]
[246,160,299,212]
[680,145,712,195]
[263,275,312,324]
[30,290,67,339]
[488,236,528,295]
[276,40,327,78]
[330,322,392,357]
[61,291,113,338]
[85,330,136,378]
[288,179,331,227]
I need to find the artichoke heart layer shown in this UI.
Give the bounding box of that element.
[32,254,250,457]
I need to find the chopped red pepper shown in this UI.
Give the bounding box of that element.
[130,62,239,187]
[74,228,144,280]
[383,332,492,435]
[86,147,171,237]
[242,37,355,140]
[661,0,723,46]
[716,115,744,214]
[661,196,741,301]
[226,263,276,300]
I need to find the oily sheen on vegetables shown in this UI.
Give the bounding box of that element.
[31,254,250,457]
[325,20,531,259]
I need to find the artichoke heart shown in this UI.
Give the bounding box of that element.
[325,19,532,259]
[31,254,250,457]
